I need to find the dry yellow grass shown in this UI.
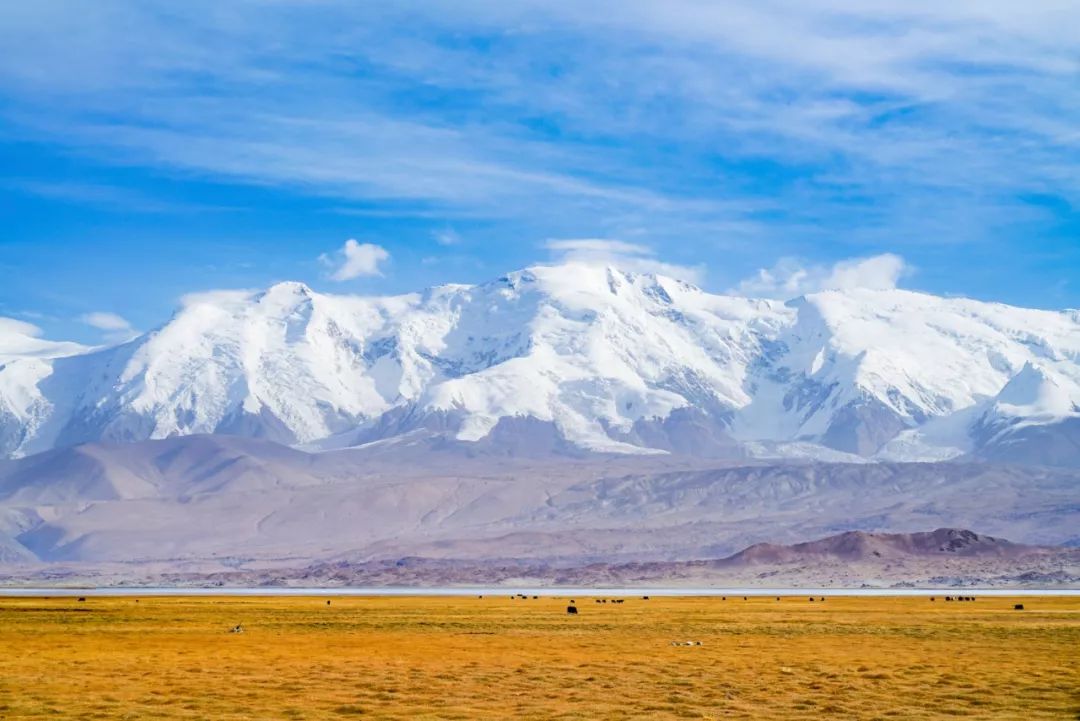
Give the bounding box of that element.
[0,594,1076,720]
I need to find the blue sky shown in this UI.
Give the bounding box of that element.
[1,1,1078,344]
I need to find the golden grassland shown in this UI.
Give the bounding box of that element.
[0,594,1076,720]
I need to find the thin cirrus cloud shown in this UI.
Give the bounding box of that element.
[0,2,1076,236]
[321,239,391,281]
[0,0,1076,314]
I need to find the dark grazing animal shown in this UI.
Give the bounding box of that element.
[567,605,578,615]
[1014,604,1024,610]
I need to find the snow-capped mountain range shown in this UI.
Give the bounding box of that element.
[2,262,1079,465]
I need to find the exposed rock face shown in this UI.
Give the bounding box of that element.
[820,398,914,456]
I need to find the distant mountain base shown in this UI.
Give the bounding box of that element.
[3,529,1077,590]
[0,435,1078,573]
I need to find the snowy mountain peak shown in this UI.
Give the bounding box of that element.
[494,262,698,303]
[990,362,1080,421]
[1,266,1079,464]
[258,280,315,304]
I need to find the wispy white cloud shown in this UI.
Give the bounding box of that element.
[79,311,138,342]
[0,316,89,357]
[545,238,705,283]
[0,316,44,339]
[433,228,461,246]
[546,239,651,256]
[731,253,910,298]
[321,239,391,281]
[80,311,132,332]
[179,289,253,309]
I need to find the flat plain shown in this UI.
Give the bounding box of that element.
[0,594,1076,720]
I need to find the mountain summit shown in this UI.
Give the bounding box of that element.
[2,262,1079,463]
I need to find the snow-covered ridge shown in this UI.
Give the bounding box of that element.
[2,262,1079,463]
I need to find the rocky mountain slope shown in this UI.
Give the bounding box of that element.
[7,528,1072,589]
[0,435,1076,567]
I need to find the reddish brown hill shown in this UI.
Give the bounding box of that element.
[716,528,1036,566]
